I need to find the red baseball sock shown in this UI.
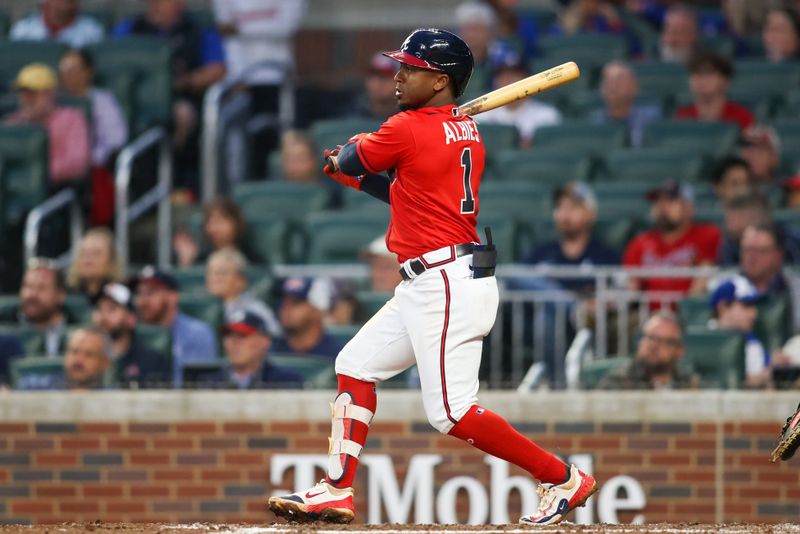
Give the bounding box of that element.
[325,374,376,489]
[449,405,569,485]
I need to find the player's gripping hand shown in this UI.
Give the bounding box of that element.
[323,147,362,190]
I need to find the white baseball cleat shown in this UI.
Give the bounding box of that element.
[268,479,355,524]
[520,464,598,525]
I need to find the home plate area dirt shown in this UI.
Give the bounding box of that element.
[1,523,800,534]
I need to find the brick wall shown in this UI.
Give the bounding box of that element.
[0,392,798,525]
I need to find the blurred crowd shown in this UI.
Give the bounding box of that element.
[3,0,800,391]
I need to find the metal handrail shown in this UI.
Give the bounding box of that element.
[23,188,83,268]
[201,61,293,202]
[114,127,172,274]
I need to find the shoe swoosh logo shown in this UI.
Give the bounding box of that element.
[305,490,325,499]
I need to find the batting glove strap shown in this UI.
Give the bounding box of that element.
[328,437,364,458]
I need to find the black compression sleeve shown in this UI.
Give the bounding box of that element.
[360,174,390,204]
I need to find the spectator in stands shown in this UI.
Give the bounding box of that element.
[455,1,518,103]
[558,0,626,35]
[589,61,661,148]
[711,155,753,205]
[784,175,800,209]
[173,197,259,268]
[363,236,401,293]
[348,52,399,121]
[708,275,771,389]
[212,310,304,389]
[211,0,306,111]
[657,5,699,63]
[280,130,321,183]
[0,336,26,390]
[131,266,218,387]
[524,182,620,294]
[721,191,800,265]
[60,326,111,390]
[272,277,344,358]
[597,310,699,390]
[4,63,90,187]
[67,227,122,300]
[740,126,782,186]
[675,49,755,131]
[205,247,279,331]
[478,62,561,148]
[762,6,800,63]
[58,49,128,170]
[624,180,722,297]
[113,0,226,179]
[485,0,540,63]
[0,258,70,358]
[10,0,104,48]
[91,282,171,388]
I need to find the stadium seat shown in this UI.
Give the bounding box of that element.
[326,324,360,347]
[490,148,593,183]
[269,354,336,389]
[533,122,628,154]
[479,181,551,219]
[700,35,737,57]
[477,123,520,166]
[683,326,745,389]
[0,11,9,38]
[602,147,705,183]
[172,266,208,295]
[476,212,518,263]
[537,34,629,78]
[356,291,392,320]
[632,62,688,111]
[0,41,67,92]
[10,356,64,390]
[306,211,389,264]
[593,181,656,216]
[0,125,49,226]
[643,120,739,157]
[678,296,711,327]
[0,324,45,356]
[87,37,173,133]
[732,61,800,100]
[232,181,330,221]
[593,215,637,254]
[134,324,173,361]
[579,356,630,390]
[773,119,800,157]
[246,214,307,265]
[178,294,224,330]
[310,118,382,155]
[755,295,791,353]
[64,294,92,324]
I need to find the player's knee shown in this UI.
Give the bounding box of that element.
[423,406,455,435]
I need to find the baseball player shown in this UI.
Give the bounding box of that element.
[772,402,800,462]
[268,28,597,525]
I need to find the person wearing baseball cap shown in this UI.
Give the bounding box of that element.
[740,125,782,186]
[92,282,171,388]
[624,179,722,299]
[3,63,90,185]
[348,52,401,121]
[214,309,303,389]
[362,236,402,292]
[131,265,218,387]
[523,182,620,293]
[708,275,770,388]
[271,277,344,359]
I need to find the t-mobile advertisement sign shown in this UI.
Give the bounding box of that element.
[270,454,646,524]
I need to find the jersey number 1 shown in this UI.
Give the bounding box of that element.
[460,148,475,214]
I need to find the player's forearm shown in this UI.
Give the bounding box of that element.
[360,174,390,204]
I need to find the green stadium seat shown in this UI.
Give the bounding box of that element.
[700,35,737,57]
[580,356,631,390]
[87,37,173,133]
[381,366,418,389]
[178,294,224,330]
[537,34,629,83]
[0,124,49,226]
[603,147,705,183]
[534,122,628,154]
[683,326,745,389]
[773,119,800,156]
[643,120,738,157]
[232,181,330,221]
[755,295,791,353]
[0,295,19,319]
[310,118,382,155]
[246,215,307,265]
[0,11,9,37]
[528,58,594,110]
[306,211,389,264]
[478,123,520,166]
[490,148,593,183]
[172,266,208,295]
[64,294,92,324]
[479,181,550,219]
[326,324,360,348]
[134,323,173,360]
[82,8,115,32]
[269,354,336,389]
[678,296,711,327]
[633,62,688,111]
[732,61,800,99]
[593,181,654,216]
[356,291,392,320]
[476,212,518,263]
[340,187,388,213]
[10,356,64,390]
[0,41,67,91]
[593,214,636,254]
[0,324,45,356]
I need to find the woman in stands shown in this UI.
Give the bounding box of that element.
[67,227,122,300]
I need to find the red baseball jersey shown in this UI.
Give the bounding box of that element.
[674,101,755,131]
[354,104,484,262]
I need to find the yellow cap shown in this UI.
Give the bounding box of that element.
[14,63,58,91]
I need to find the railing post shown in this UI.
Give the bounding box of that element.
[23,188,83,268]
[157,136,173,270]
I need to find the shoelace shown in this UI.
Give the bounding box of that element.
[535,484,558,515]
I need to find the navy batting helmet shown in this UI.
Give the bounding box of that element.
[383,28,474,98]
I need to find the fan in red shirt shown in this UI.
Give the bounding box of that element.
[674,49,755,131]
[624,180,722,296]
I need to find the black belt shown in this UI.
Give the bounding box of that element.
[400,243,474,281]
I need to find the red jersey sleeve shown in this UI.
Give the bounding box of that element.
[355,114,416,174]
[623,234,645,266]
[695,224,723,264]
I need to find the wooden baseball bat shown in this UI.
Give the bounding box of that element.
[457,61,580,116]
